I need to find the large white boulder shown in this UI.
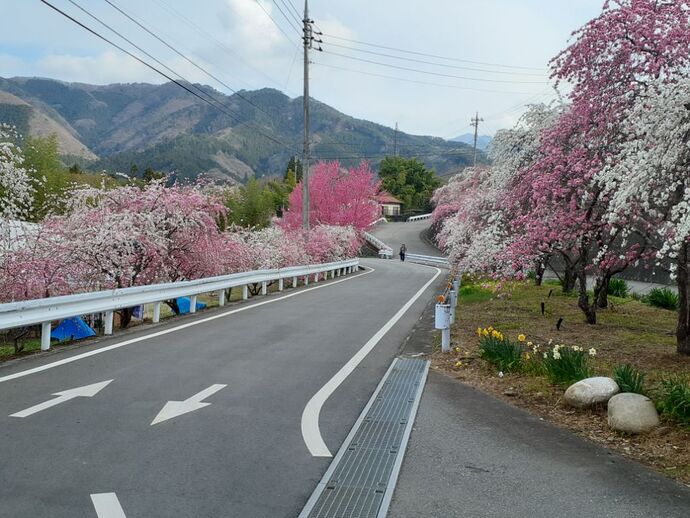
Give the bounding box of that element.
[608,393,660,434]
[564,377,620,408]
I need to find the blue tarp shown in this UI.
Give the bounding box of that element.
[176,297,207,314]
[51,317,96,342]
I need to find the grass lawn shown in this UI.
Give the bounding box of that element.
[434,277,690,485]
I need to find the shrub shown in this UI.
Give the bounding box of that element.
[613,364,646,394]
[541,344,593,386]
[644,287,678,310]
[477,327,523,372]
[657,377,690,427]
[608,278,629,298]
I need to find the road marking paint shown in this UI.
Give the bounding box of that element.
[91,493,127,518]
[10,379,113,418]
[0,268,374,384]
[301,267,441,457]
[151,383,227,425]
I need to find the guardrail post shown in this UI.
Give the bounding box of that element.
[190,295,198,313]
[449,289,457,324]
[242,285,248,300]
[292,276,297,288]
[278,278,284,291]
[261,281,267,295]
[435,303,451,353]
[104,311,114,335]
[218,290,226,307]
[40,321,51,351]
[314,273,319,283]
[152,302,161,323]
[304,275,309,286]
[330,270,335,279]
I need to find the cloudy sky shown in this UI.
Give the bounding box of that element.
[0,0,604,138]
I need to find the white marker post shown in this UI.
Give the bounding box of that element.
[40,322,51,351]
[152,302,161,323]
[435,303,451,353]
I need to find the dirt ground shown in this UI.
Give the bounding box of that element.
[433,278,690,486]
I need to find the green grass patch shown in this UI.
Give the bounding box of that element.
[644,288,679,311]
[459,284,493,304]
[613,364,646,394]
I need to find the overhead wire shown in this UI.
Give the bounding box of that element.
[321,33,547,72]
[321,50,550,85]
[101,0,280,122]
[41,0,296,152]
[322,41,547,77]
[253,0,300,43]
[274,0,302,30]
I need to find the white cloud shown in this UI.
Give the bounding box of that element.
[37,50,161,84]
[221,0,286,57]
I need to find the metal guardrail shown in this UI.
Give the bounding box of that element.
[371,217,388,225]
[407,213,432,222]
[405,253,450,267]
[0,258,360,351]
[363,231,393,259]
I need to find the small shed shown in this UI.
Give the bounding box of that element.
[374,191,403,217]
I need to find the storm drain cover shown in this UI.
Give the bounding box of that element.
[299,357,430,518]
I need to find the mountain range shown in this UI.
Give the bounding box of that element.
[451,133,493,151]
[0,76,482,183]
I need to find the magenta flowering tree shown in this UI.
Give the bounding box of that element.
[280,161,380,232]
[509,0,690,323]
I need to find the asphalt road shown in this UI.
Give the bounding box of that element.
[0,258,446,518]
[370,220,440,257]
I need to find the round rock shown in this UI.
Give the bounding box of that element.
[608,393,660,434]
[564,377,620,408]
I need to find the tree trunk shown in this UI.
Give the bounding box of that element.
[596,274,612,309]
[165,299,180,315]
[562,265,577,294]
[676,244,690,355]
[534,259,545,287]
[119,307,133,329]
[576,264,596,325]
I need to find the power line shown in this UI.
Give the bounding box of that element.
[41,0,296,152]
[274,0,302,30]
[253,0,300,44]
[153,0,297,95]
[321,33,546,72]
[312,61,542,95]
[102,0,278,122]
[322,41,547,77]
[284,0,302,21]
[321,50,550,85]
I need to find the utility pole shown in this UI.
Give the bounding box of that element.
[301,1,321,230]
[470,111,484,167]
[393,122,399,156]
[302,0,311,231]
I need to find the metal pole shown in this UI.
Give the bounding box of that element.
[302,0,311,231]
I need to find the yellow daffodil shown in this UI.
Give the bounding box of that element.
[518,334,526,342]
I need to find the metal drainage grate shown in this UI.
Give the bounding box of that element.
[300,358,430,518]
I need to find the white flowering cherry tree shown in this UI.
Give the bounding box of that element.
[598,74,690,355]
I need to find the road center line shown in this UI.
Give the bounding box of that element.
[91,493,127,518]
[0,267,374,384]
[301,266,441,457]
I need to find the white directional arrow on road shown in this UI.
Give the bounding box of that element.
[151,384,227,425]
[10,380,113,418]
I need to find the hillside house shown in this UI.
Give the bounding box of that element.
[374,191,403,217]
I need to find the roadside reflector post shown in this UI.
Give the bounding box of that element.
[104,310,114,335]
[40,321,52,351]
[435,303,451,353]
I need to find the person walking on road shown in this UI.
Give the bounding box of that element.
[399,243,407,262]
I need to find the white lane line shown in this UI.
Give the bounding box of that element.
[91,493,127,518]
[10,379,113,418]
[301,267,441,457]
[151,383,226,425]
[0,268,374,385]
